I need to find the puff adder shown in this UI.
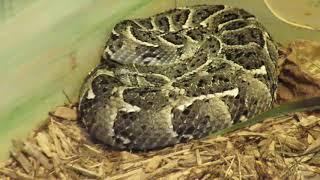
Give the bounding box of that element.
[78,5,278,150]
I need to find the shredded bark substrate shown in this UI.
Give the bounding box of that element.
[0,105,320,179]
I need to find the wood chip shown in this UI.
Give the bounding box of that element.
[35,132,53,157]
[48,123,65,157]
[52,123,73,154]
[53,106,77,121]
[300,115,320,127]
[277,134,307,151]
[22,142,52,170]
[83,144,102,154]
[67,164,101,178]
[235,131,268,138]
[304,137,320,154]
[120,151,141,162]
[10,149,32,173]
[307,134,315,144]
[195,149,202,165]
[147,160,178,178]
[144,156,162,173]
[108,168,145,180]
[226,141,234,151]
[0,168,33,180]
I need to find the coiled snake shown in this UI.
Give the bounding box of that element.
[78,5,278,150]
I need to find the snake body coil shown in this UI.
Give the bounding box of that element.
[78,5,278,150]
